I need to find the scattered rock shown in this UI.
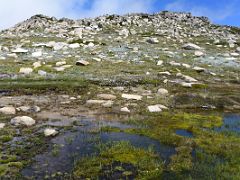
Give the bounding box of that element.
[76,60,90,66]
[11,116,36,126]
[69,43,80,49]
[11,48,28,53]
[56,61,66,66]
[177,73,198,82]
[32,51,42,57]
[19,67,33,74]
[33,61,41,69]
[97,94,117,100]
[180,82,193,88]
[182,43,201,50]
[122,94,142,100]
[38,70,47,76]
[17,106,40,113]
[146,38,159,44]
[157,88,169,96]
[195,51,204,57]
[148,105,162,112]
[193,66,206,72]
[44,128,58,137]
[236,47,240,52]
[157,60,163,66]
[86,100,107,105]
[0,106,16,115]
[121,107,130,113]
[0,123,5,129]
[102,101,114,108]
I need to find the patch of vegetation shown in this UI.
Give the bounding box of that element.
[72,141,163,179]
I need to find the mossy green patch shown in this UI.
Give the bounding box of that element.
[72,141,163,179]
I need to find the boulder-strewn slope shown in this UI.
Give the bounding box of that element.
[0,11,240,179]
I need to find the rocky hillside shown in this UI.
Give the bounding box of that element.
[0,11,240,179]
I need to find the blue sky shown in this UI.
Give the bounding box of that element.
[0,0,239,30]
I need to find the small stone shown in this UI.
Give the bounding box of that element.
[56,61,66,66]
[177,73,198,82]
[32,51,42,57]
[121,107,130,113]
[97,94,117,100]
[182,43,201,50]
[44,128,58,137]
[148,105,162,112]
[157,88,169,96]
[11,116,36,126]
[76,60,90,66]
[17,106,40,113]
[230,53,239,57]
[102,101,114,108]
[12,48,28,53]
[69,43,80,49]
[157,60,163,66]
[122,94,142,100]
[193,66,206,72]
[0,123,5,129]
[88,42,95,47]
[33,61,41,69]
[19,67,33,74]
[194,51,204,57]
[236,47,240,52]
[0,106,16,115]
[38,70,47,76]
[159,71,171,76]
[86,100,107,105]
[146,38,159,44]
[54,67,65,72]
[113,87,125,91]
[182,63,191,68]
[180,82,192,88]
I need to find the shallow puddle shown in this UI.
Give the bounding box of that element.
[215,114,240,134]
[22,120,175,179]
[175,129,194,138]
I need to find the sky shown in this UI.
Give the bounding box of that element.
[0,0,239,30]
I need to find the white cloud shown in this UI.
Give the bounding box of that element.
[165,0,237,23]
[0,0,155,30]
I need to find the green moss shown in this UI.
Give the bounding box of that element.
[125,112,223,145]
[0,135,13,143]
[0,78,89,94]
[73,141,163,179]
[100,126,122,133]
